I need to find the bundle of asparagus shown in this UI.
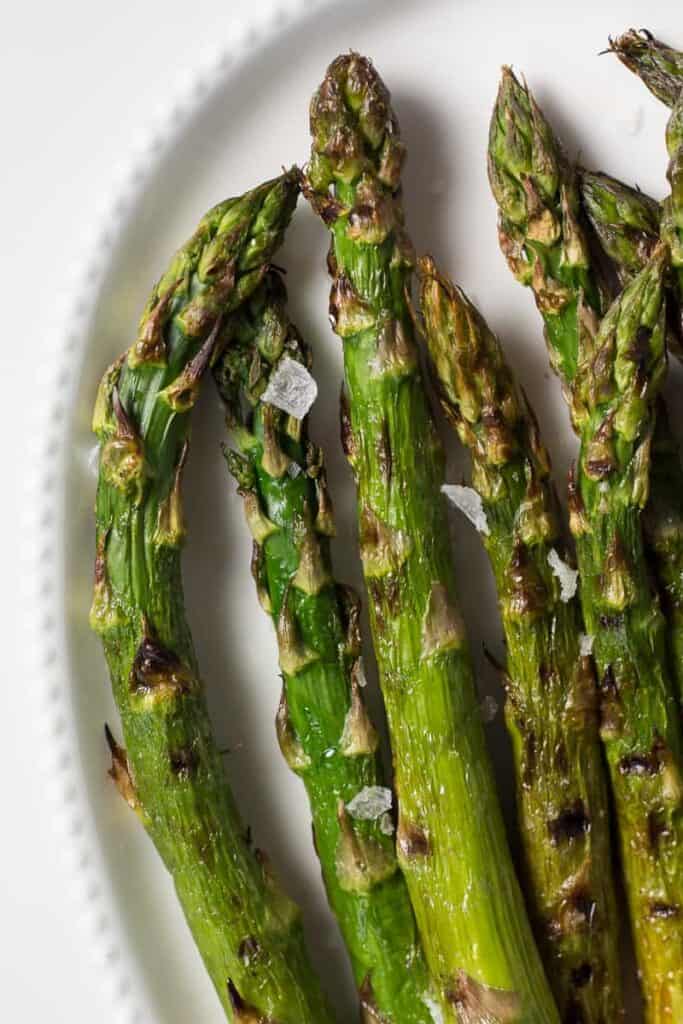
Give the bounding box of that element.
[87,33,683,1024]
[489,68,683,1020]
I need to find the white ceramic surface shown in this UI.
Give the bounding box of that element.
[30,1,683,1020]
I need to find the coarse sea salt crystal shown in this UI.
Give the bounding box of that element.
[441,484,490,536]
[262,356,318,419]
[287,461,302,478]
[481,695,498,723]
[424,994,445,1024]
[547,548,579,602]
[579,633,594,656]
[346,785,392,821]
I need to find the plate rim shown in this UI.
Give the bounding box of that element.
[21,3,334,1021]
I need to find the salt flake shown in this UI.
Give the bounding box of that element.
[355,657,368,688]
[262,356,318,419]
[287,461,302,478]
[346,786,392,821]
[547,548,578,602]
[579,633,594,656]
[424,994,445,1024]
[441,484,490,536]
[379,812,394,836]
[481,695,499,723]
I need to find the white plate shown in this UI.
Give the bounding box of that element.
[30,1,683,1020]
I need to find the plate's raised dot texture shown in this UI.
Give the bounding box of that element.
[22,3,331,1021]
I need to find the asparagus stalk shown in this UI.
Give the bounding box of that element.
[580,169,683,709]
[419,255,623,1023]
[609,28,683,109]
[607,36,683,726]
[91,173,337,1023]
[610,30,683,329]
[570,247,683,1022]
[214,270,434,1023]
[490,73,683,1021]
[487,67,603,385]
[579,170,662,287]
[305,53,559,1023]
[664,92,683,321]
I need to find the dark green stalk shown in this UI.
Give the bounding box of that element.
[214,271,434,1023]
[490,70,683,1022]
[419,255,623,1023]
[306,53,559,1022]
[90,174,336,1023]
[568,247,683,1023]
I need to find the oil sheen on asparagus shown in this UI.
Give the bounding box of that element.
[215,270,434,1023]
[420,255,623,1023]
[489,71,683,1018]
[90,173,336,1023]
[306,52,559,1022]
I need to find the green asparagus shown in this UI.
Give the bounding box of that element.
[488,67,603,385]
[490,71,683,1021]
[570,247,683,1023]
[306,53,559,1022]
[214,270,434,1023]
[580,169,661,286]
[91,173,337,1023]
[580,168,683,709]
[610,30,683,332]
[645,401,683,709]
[609,28,683,108]
[664,93,683,324]
[419,255,623,1023]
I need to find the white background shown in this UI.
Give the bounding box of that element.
[4,4,291,1019]
[3,1,681,1020]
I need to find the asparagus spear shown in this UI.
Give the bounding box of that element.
[644,402,683,704]
[579,170,662,286]
[610,30,683,330]
[570,247,683,1022]
[664,92,683,323]
[609,28,683,109]
[580,169,683,709]
[487,67,603,385]
[214,270,434,1023]
[305,53,559,1023]
[91,173,337,1023]
[490,73,683,1021]
[419,255,623,1023]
